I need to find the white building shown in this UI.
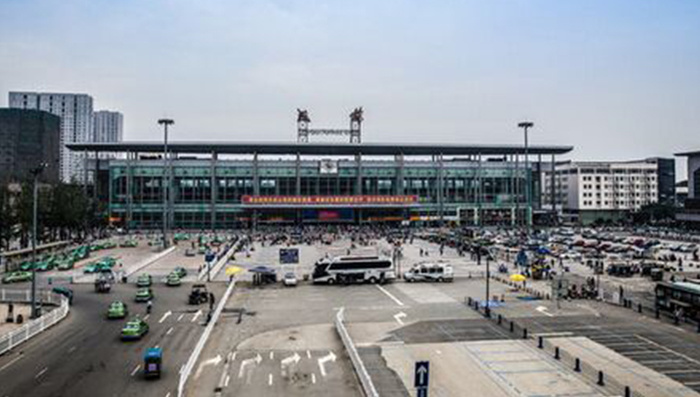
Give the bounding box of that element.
[9,92,94,183]
[93,110,123,143]
[543,159,661,224]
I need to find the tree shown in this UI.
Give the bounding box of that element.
[0,186,15,251]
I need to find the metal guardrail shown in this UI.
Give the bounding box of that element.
[464,296,642,397]
[0,290,70,356]
[335,307,379,397]
[199,238,241,281]
[177,279,236,397]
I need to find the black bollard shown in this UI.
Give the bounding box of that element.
[638,303,642,313]
[468,297,472,305]
[624,386,631,397]
[523,328,528,339]
[597,371,605,386]
[574,358,581,372]
[510,321,514,332]
[555,347,560,360]
[538,336,543,349]
[498,314,502,324]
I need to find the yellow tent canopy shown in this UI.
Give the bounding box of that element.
[509,273,527,282]
[225,265,244,276]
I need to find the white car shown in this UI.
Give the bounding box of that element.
[283,272,298,287]
[404,263,454,282]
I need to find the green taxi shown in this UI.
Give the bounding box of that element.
[121,318,149,340]
[120,239,138,248]
[2,271,32,284]
[57,258,75,271]
[135,288,154,302]
[107,301,129,319]
[166,272,181,286]
[136,274,152,287]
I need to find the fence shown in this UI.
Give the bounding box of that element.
[177,279,236,397]
[335,308,379,397]
[465,296,642,397]
[0,289,70,356]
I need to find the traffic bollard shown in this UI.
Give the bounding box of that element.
[498,314,502,324]
[555,347,560,360]
[597,371,605,386]
[574,358,581,372]
[523,328,528,339]
[510,321,514,332]
[625,386,631,397]
[538,336,543,349]
[638,303,642,313]
[468,297,472,305]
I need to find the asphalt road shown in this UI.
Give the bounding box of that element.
[0,280,225,397]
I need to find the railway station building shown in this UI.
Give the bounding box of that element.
[67,141,572,229]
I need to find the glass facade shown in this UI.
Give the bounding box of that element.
[107,158,541,229]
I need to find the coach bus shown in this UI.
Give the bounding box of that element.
[655,281,700,319]
[312,255,395,285]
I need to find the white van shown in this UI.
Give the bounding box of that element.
[403,263,454,283]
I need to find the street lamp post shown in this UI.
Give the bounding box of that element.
[30,163,47,319]
[517,121,534,238]
[158,118,174,249]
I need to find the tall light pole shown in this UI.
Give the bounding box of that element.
[158,118,174,249]
[517,121,534,238]
[30,163,47,319]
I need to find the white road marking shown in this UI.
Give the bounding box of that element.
[317,351,337,377]
[311,373,316,384]
[165,393,171,397]
[268,373,273,386]
[0,355,23,372]
[67,346,77,354]
[376,284,404,306]
[177,313,185,321]
[269,351,274,360]
[238,354,262,378]
[393,311,407,326]
[143,314,150,321]
[194,355,222,379]
[306,350,311,359]
[166,327,174,336]
[191,310,202,323]
[130,365,140,376]
[536,306,554,317]
[35,367,48,379]
[224,375,230,387]
[159,310,172,323]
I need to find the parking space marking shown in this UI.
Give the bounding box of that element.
[35,367,48,379]
[177,313,185,322]
[166,327,174,336]
[130,365,140,376]
[268,373,273,386]
[159,311,172,323]
[376,284,405,306]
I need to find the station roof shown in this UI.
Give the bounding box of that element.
[676,150,700,157]
[66,141,573,156]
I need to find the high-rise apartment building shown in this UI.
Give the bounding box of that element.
[9,91,94,183]
[93,110,123,143]
[542,158,674,224]
[0,108,61,184]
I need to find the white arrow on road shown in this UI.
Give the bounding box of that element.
[159,310,172,323]
[317,351,337,377]
[281,352,301,367]
[191,309,203,323]
[194,354,222,379]
[238,354,262,378]
[417,364,428,385]
[394,311,407,326]
[536,306,554,317]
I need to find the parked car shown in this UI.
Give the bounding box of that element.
[283,272,298,287]
[404,262,454,282]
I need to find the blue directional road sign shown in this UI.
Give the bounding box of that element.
[414,361,430,388]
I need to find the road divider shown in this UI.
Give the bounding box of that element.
[335,308,379,397]
[124,246,177,278]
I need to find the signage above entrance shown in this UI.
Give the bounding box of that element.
[241,195,419,206]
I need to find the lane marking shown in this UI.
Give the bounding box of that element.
[166,327,174,336]
[306,350,311,359]
[191,310,202,323]
[165,393,171,397]
[238,354,262,378]
[376,285,404,306]
[535,306,554,317]
[130,365,140,376]
[159,310,172,323]
[317,351,336,377]
[67,346,77,354]
[394,311,407,326]
[177,313,185,322]
[0,355,23,372]
[143,314,150,321]
[35,367,48,379]
[224,375,230,387]
[268,373,273,386]
[269,351,274,360]
[311,372,316,384]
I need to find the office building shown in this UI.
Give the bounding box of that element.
[93,110,123,143]
[542,158,673,224]
[9,92,94,183]
[0,108,60,183]
[676,150,700,227]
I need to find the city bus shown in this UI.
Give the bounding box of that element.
[312,255,395,285]
[655,281,700,320]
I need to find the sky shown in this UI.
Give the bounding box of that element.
[1,0,699,178]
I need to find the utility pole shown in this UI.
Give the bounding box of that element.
[158,118,174,249]
[30,163,47,319]
[485,248,491,318]
[517,121,534,238]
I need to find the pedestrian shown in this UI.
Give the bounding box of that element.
[209,292,216,310]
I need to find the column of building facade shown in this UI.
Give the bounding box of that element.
[126,151,133,231]
[210,151,217,230]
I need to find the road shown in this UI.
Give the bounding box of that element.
[0,280,224,397]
